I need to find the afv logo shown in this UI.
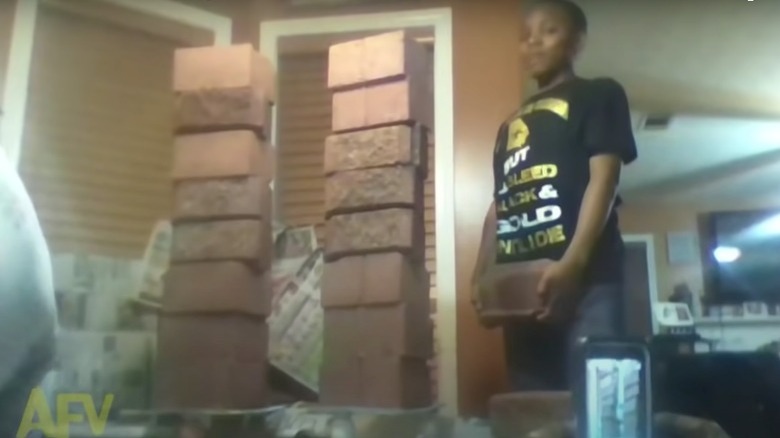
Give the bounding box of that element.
[16,388,113,438]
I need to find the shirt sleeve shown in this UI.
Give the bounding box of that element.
[583,78,638,164]
[492,122,509,195]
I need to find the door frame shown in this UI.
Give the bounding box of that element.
[260,9,457,415]
[623,233,660,334]
[1,0,232,167]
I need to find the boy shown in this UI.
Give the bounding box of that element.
[0,143,58,437]
[472,0,637,391]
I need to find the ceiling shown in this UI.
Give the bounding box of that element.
[573,0,780,205]
[276,0,780,206]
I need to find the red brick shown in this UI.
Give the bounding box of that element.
[174,44,276,101]
[362,356,433,409]
[324,208,423,261]
[319,355,362,406]
[171,219,271,269]
[322,252,425,308]
[323,304,432,358]
[175,88,271,135]
[331,78,432,132]
[323,125,428,177]
[327,31,428,90]
[157,314,269,363]
[163,262,271,316]
[173,175,271,221]
[325,166,418,217]
[490,392,572,438]
[477,259,552,323]
[172,131,269,181]
[155,357,267,410]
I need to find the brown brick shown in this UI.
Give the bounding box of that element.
[155,357,267,410]
[173,175,271,221]
[171,219,271,269]
[327,31,428,90]
[325,208,422,261]
[323,125,428,177]
[323,304,432,359]
[172,131,268,181]
[477,259,552,323]
[174,45,274,134]
[157,314,269,363]
[331,78,432,132]
[325,166,418,217]
[163,262,271,316]
[319,355,362,406]
[362,356,432,409]
[490,392,572,438]
[174,44,276,101]
[322,252,426,308]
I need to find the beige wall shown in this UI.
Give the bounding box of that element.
[621,199,780,301]
[0,0,16,104]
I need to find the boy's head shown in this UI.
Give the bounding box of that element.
[522,0,587,80]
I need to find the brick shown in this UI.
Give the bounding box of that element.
[174,44,276,101]
[172,131,269,181]
[323,304,432,358]
[362,356,433,408]
[325,166,418,217]
[477,259,552,324]
[157,314,268,362]
[319,355,362,406]
[331,77,432,132]
[163,262,271,316]
[155,358,267,410]
[490,392,572,438]
[321,252,427,308]
[325,208,423,261]
[171,219,271,269]
[323,125,428,177]
[328,31,428,90]
[174,45,274,134]
[173,175,271,221]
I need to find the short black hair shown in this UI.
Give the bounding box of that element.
[528,0,588,35]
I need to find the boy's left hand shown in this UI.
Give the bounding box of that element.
[536,259,584,321]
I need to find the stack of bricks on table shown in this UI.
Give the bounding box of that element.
[154,44,276,410]
[319,31,435,409]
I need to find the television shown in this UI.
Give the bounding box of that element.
[701,210,780,304]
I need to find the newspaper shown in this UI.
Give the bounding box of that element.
[269,226,323,390]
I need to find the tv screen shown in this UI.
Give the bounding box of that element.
[704,210,780,304]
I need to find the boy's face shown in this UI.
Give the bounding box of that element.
[521,5,582,79]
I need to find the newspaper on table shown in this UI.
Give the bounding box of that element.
[269,226,323,391]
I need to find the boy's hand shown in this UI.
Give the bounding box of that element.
[535,259,583,321]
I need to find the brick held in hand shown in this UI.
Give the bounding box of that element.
[172,130,271,181]
[328,30,428,90]
[362,356,433,409]
[173,44,275,135]
[323,125,428,177]
[477,259,552,319]
[170,219,271,269]
[173,175,272,221]
[324,166,418,217]
[324,208,424,261]
[162,261,271,316]
[321,252,428,308]
[155,357,267,410]
[332,77,433,132]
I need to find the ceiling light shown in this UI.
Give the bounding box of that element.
[713,246,741,263]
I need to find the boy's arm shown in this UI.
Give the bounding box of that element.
[471,201,497,305]
[561,78,637,269]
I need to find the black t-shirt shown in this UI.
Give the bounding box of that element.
[492,77,637,284]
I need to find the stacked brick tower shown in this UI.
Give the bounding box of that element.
[319,31,435,408]
[155,45,276,409]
